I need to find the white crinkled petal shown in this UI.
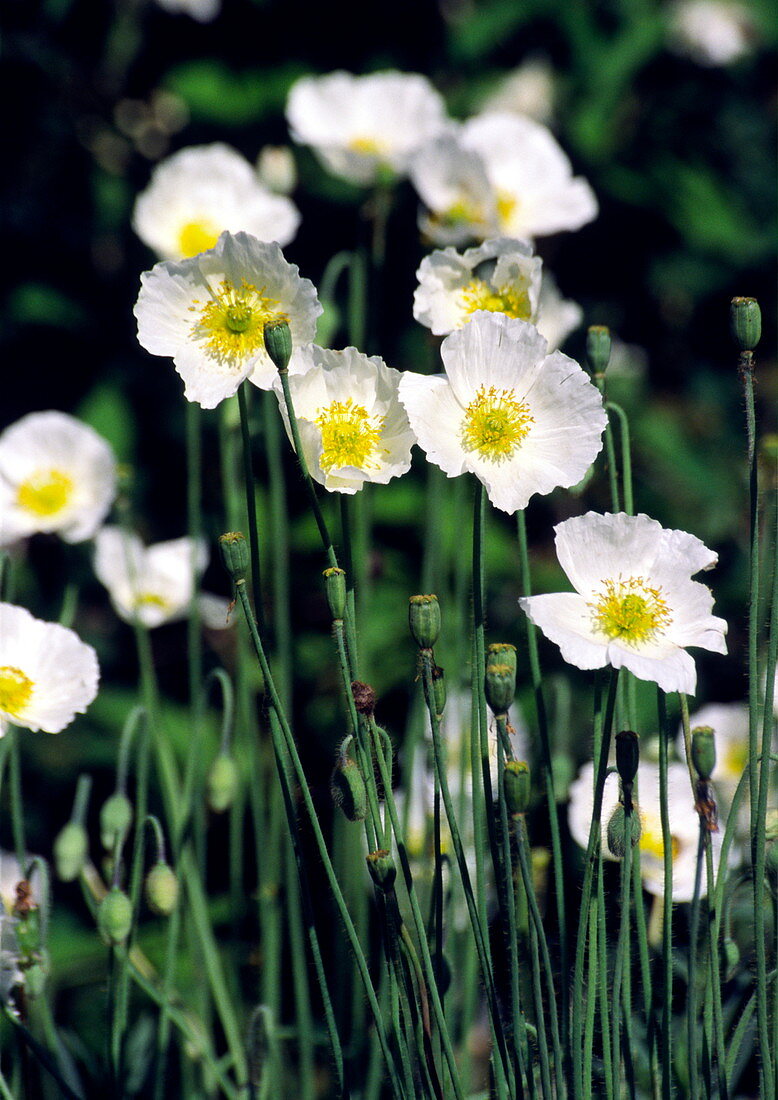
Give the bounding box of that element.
[398,373,469,479]
[607,643,698,695]
[553,512,666,597]
[519,593,609,670]
[440,312,548,404]
[567,762,622,859]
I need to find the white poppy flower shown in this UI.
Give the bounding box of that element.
[519,512,728,695]
[133,144,301,262]
[479,59,557,126]
[154,0,220,22]
[0,604,99,735]
[275,344,415,494]
[286,70,449,186]
[94,527,231,630]
[569,759,720,900]
[134,231,322,408]
[668,1,757,65]
[398,312,607,514]
[411,112,597,244]
[0,412,117,547]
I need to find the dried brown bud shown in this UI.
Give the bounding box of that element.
[351,680,377,716]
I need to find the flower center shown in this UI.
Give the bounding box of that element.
[722,739,748,780]
[0,666,34,717]
[589,577,672,645]
[315,399,385,473]
[190,280,284,368]
[134,592,172,611]
[178,220,220,258]
[348,136,387,156]
[496,190,519,229]
[17,469,74,517]
[639,809,681,862]
[461,386,533,461]
[460,278,532,322]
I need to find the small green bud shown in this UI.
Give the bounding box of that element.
[218,532,249,585]
[606,804,641,858]
[145,862,179,916]
[615,729,640,787]
[263,318,293,372]
[331,750,368,822]
[207,753,240,813]
[503,760,531,816]
[366,849,397,892]
[100,792,134,851]
[409,594,441,650]
[53,822,88,882]
[97,887,133,946]
[720,936,740,980]
[323,567,347,621]
[730,297,761,352]
[691,726,716,782]
[485,644,517,716]
[586,325,612,376]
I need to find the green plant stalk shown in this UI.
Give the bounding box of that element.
[603,406,621,512]
[420,651,514,1092]
[606,401,633,515]
[582,903,598,1100]
[704,837,728,1100]
[338,495,361,679]
[572,670,619,1096]
[611,818,635,1099]
[332,621,381,847]
[234,581,405,1098]
[656,690,674,1099]
[263,390,293,706]
[183,400,204,835]
[596,859,614,1100]
[237,385,266,623]
[516,815,565,1097]
[687,829,705,1099]
[7,731,27,875]
[516,510,568,1049]
[284,823,317,1100]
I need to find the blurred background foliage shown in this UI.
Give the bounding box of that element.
[1,0,776,1088]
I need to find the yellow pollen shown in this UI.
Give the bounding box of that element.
[315,399,385,473]
[722,739,747,780]
[460,277,531,322]
[134,592,171,611]
[190,280,284,368]
[0,666,34,717]
[461,386,533,461]
[348,136,387,156]
[589,577,672,645]
[178,221,221,258]
[17,469,74,518]
[639,811,680,862]
[496,190,519,228]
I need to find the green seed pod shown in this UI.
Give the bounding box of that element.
[503,760,531,816]
[366,849,397,892]
[606,804,641,858]
[100,792,134,851]
[263,318,293,372]
[485,662,516,716]
[145,862,179,916]
[218,531,249,585]
[409,594,441,650]
[730,297,761,352]
[720,936,740,980]
[97,887,133,946]
[53,822,88,882]
[586,325,612,376]
[691,726,716,781]
[486,642,517,678]
[331,753,368,822]
[207,753,240,813]
[615,730,640,787]
[323,567,347,621]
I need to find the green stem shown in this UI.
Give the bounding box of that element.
[606,401,633,515]
[656,690,674,1099]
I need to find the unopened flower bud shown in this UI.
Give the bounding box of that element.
[98,887,133,946]
[331,749,368,822]
[606,803,641,858]
[586,325,612,376]
[257,145,297,194]
[615,730,640,787]
[100,792,134,851]
[691,726,716,781]
[720,936,740,980]
[366,849,397,892]
[409,594,440,650]
[484,651,516,716]
[219,532,249,585]
[54,822,88,882]
[264,319,293,372]
[323,567,347,621]
[207,753,240,813]
[730,297,761,352]
[503,760,531,816]
[145,862,179,915]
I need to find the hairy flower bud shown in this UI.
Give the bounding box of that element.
[484,654,516,716]
[98,887,133,946]
[264,319,293,372]
[323,567,347,621]
[54,822,88,882]
[503,760,531,816]
[100,792,134,851]
[331,746,368,822]
[409,594,441,650]
[366,849,397,892]
[586,325,612,376]
[145,862,179,916]
[730,297,761,352]
[691,726,716,782]
[606,803,641,858]
[219,532,249,585]
[207,753,240,813]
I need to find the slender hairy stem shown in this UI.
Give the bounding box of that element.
[656,690,674,1099]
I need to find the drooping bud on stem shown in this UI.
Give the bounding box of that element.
[264,319,293,373]
[503,760,531,816]
[145,862,179,916]
[98,887,133,946]
[730,297,761,353]
[606,803,641,858]
[323,567,347,621]
[331,737,368,822]
[100,792,134,851]
[54,822,88,882]
[691,726,716,781]
[207,753,240,813]
[366,849,397,892]
[409,594,441,650]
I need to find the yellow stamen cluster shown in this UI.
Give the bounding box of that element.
[496,190,519,229]
[460,277,532,322]
[348,136,388,156]
[190,280,284,368]
[589,576,671,646]
[17,469,74,518]
[178,220,220,259]
[315,400,385,473]
[133,592,172,611]
[639,809,680,862]
[461,386,533,462]
[0,666,34,718]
